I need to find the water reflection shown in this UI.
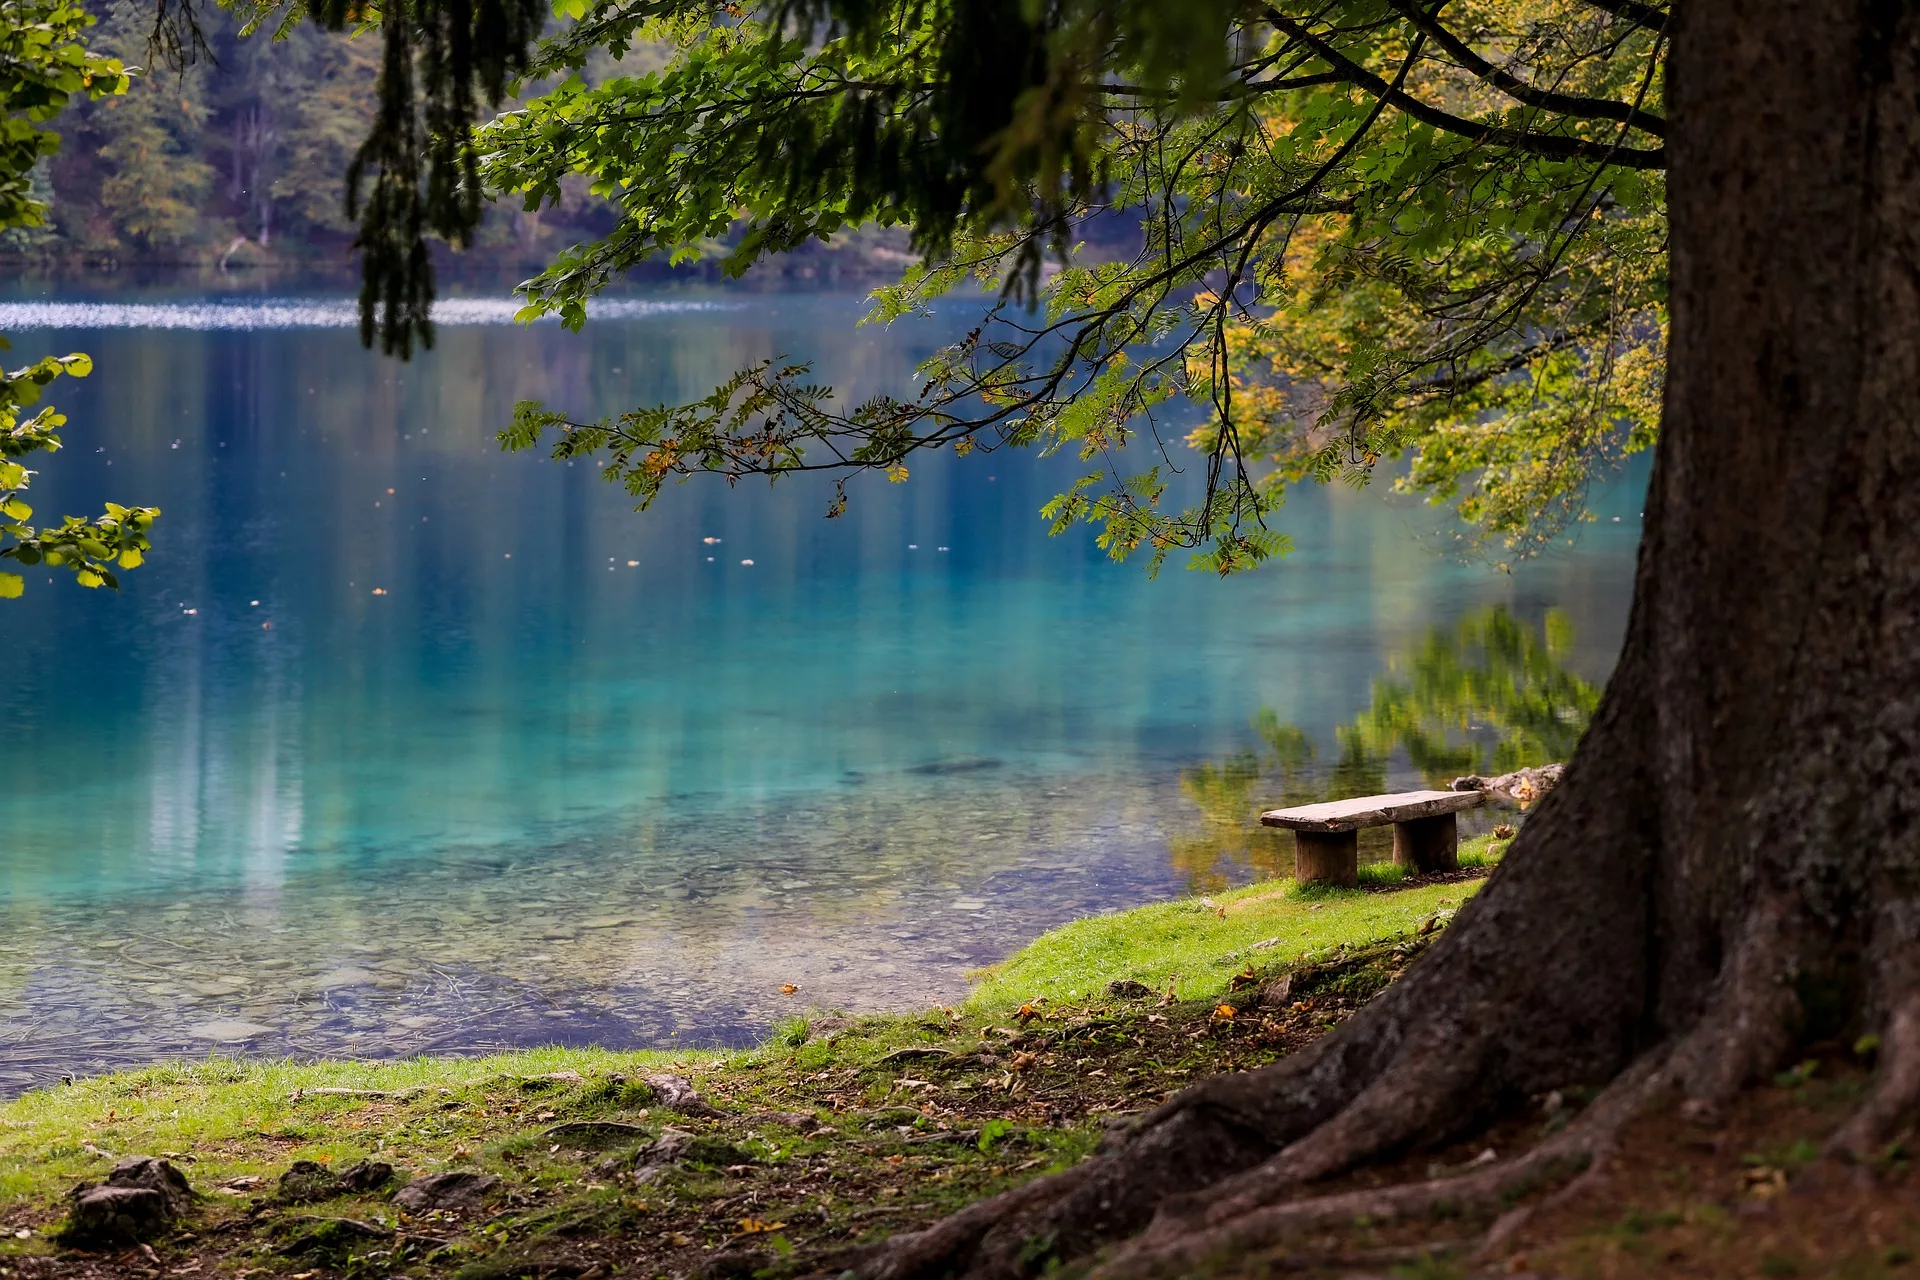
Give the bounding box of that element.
[1170,607,1601,889]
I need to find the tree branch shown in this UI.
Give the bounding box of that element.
[1387,0,1665,137]
[1264,8,1667,170]
[1576,0,1669,34]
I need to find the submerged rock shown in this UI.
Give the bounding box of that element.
[184,1019,275,1042]
[60,1156,194,1246]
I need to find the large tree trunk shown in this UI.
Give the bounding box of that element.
[847,2,1920,1275]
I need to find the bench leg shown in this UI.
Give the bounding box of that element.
[1393,812,1459,874]
[1293,830,1358,887]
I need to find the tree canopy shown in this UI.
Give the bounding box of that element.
[469,0,1666,570]
[129,0,1664,568]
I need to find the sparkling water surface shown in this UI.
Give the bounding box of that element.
[0,283,1645,1093]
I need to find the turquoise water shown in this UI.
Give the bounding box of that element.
[0,284,1645,1092]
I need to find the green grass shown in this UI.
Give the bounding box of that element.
[966,857,1492,1011]
[0,1045,710,1204]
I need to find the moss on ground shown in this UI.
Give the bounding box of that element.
[0,868,1496,1279]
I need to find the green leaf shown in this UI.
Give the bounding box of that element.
[0,571,21,598]
[977,1118,1013,1152]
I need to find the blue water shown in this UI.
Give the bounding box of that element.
[0,284,1646,1092]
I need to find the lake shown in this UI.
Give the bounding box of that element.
[0,281,1646,1094]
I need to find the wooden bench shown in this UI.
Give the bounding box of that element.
[1259,790,1485,887]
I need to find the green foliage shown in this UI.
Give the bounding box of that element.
[92,89,214,248]
[0,347,160,596]
[0,0,157,598]
[45,0,375,257]
[131,0,546,344]
[36,0,634,266]
[976,1118,1014,1152]
[0,0,129,229]
[483,0,1667,570]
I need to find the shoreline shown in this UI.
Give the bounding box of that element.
[0,860,1495,1271]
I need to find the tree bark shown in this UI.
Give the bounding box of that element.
[846,2,1920,1275]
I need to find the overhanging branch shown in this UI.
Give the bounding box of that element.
[1264,8,1668,170]
[1387,0,1665,137]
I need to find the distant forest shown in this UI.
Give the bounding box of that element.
[16,3,916,278]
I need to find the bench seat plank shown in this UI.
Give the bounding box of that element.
[1260,788,1483,833]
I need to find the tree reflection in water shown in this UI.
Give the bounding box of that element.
[1170,606,1601,890]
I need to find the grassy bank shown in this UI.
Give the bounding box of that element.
[0,862,1487,1277]
[5,842,1914,1280]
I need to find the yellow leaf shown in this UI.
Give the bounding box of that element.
[0,571,21,598]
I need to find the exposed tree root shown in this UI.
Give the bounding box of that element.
[831,1161,1099,1280]
[1085,1050,1670,1279]
[1827,918,1920,1161]
[1665,892,1816,1119]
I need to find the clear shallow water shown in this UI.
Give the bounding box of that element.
[0,285,1645,1093]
